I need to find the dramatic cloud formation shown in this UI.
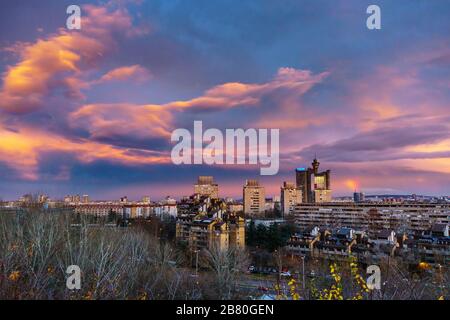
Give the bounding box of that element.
[0,125,170,181]
[0,4,147,114]
[69,103,173,144]
[299,115,450,162]
[161,68,329,113]
[0,0,448,199]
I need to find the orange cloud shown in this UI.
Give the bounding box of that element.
[97,65,151,83]
[406,139,450,153]
[68,67,328,141]
[69,103,173,140]
[347,64,443,132]
[1,66,328,180]
[0,125,170,181]
[0,4,147,114]
[165,67,329,112]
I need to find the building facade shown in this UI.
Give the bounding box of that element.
[295,158,331,203]
[176,213,245,252]
[243,179,265,217]
[292,202,449,234]
[281,181,302,216]
[74,202,154,218]
[194,176,219,199]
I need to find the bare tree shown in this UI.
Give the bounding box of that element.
[0,210,200,300]
[201,245,249,299]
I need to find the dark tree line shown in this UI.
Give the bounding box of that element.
[246,221,296,252]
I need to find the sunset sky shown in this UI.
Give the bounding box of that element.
[0,0,449,200]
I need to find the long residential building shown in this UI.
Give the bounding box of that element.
[72,199,177,219]
[73,202,154,218]
[292,202,449,234]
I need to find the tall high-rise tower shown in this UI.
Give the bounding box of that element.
[296,167,312,203]
[281,181,302,216]
[243,179,265,217]
[295,158,332,203]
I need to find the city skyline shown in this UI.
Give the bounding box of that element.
[6,163,450,202]
[1,0,449,200]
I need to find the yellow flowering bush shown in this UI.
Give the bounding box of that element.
[8,271,20,282]
[288,278,301,300]
[283,256,370,300]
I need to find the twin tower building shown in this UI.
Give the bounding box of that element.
[294,157,332,204]
[242,157,332,217]
[279,157,331,216]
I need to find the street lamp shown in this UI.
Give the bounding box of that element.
[191,249,199,277]
[195,249,199,276]
[300,256,306,291]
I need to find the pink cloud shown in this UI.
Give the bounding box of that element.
[68,67,328,142]
[0,66,329,180]
[0,124,171,181]
[69,103,173,141]
[0,4,148,114]
[97,65,151,83]
[166,67,329,112]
